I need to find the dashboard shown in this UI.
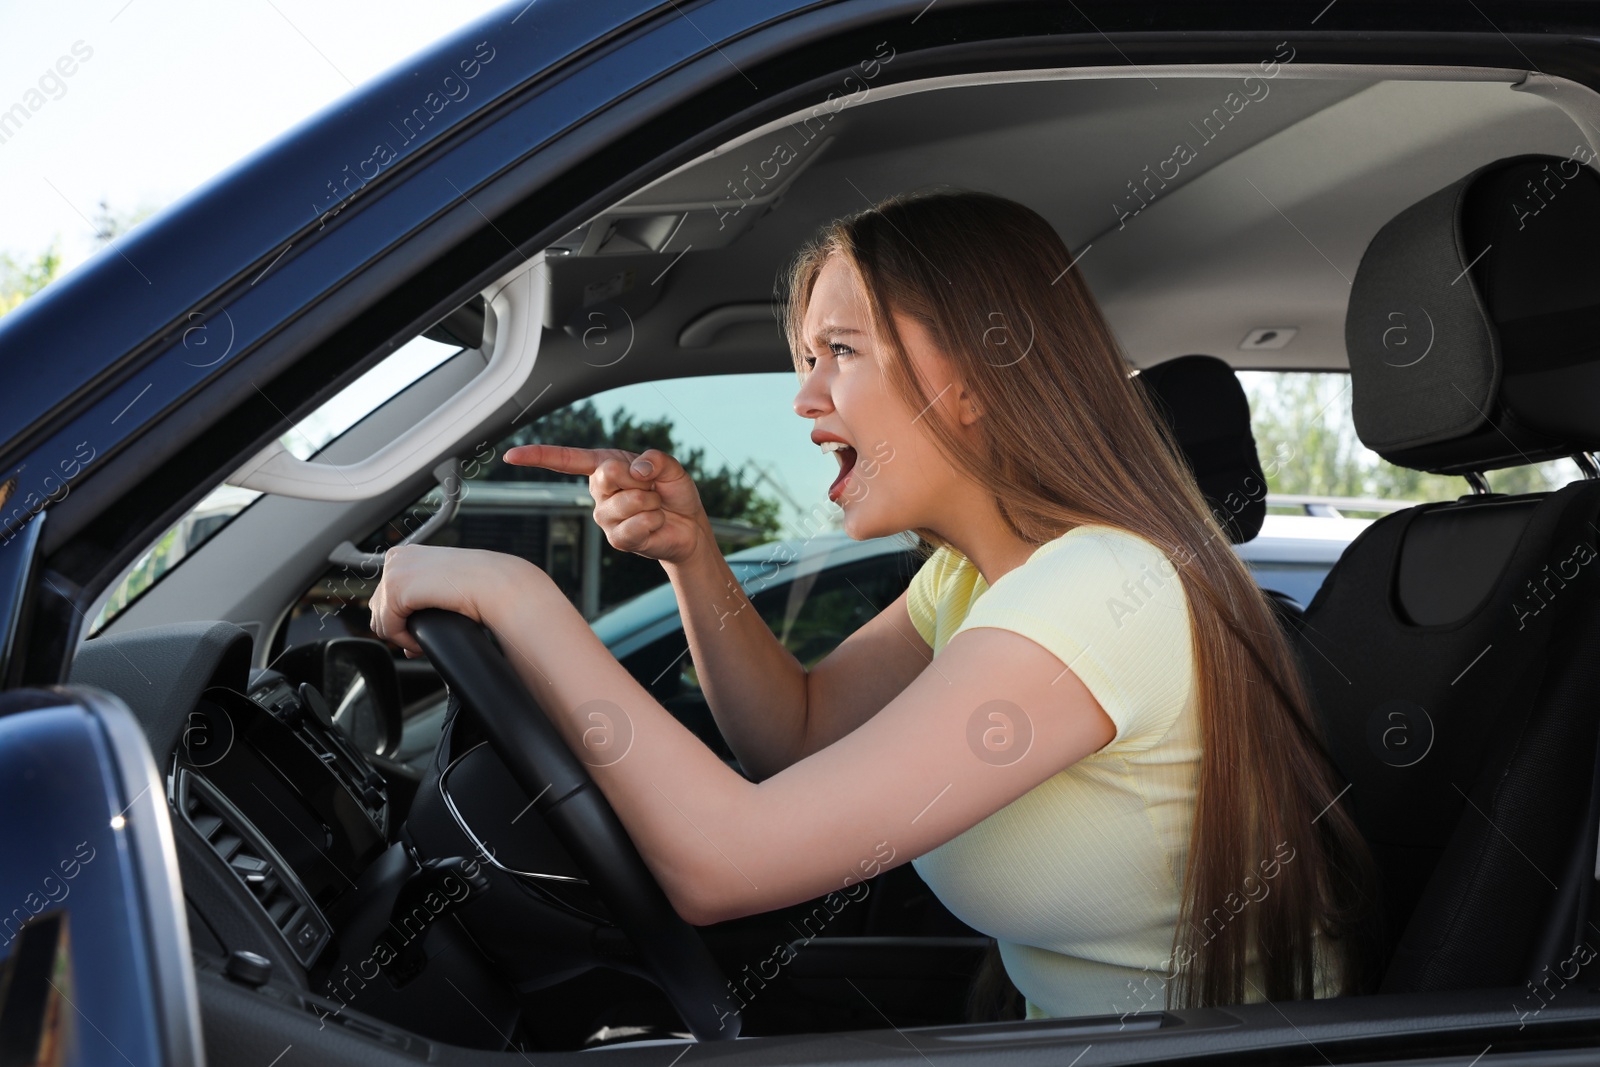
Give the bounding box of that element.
[60,616,1004,1055]
[66,618,535,1053]
[171,673,390,967]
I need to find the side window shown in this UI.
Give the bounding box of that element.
[750,552,919,668]
[1239,370,1576,508]
[270,371,822,662]
[1232,370,1583,602]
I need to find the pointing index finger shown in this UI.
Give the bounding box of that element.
[503,443,613,476]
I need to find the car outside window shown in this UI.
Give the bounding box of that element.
[1233,370,1580,607]
[615,551,921,768]
[1238,370,1574,506]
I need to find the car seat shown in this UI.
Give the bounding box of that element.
[1294,152,1600,993]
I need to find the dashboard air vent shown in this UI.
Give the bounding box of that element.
[177,769,331,967]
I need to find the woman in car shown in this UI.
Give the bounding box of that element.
[369,189,1380,1022]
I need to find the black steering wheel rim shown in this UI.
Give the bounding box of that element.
[407,607,740,1042]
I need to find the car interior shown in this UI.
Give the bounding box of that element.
[47,57,1600,1059]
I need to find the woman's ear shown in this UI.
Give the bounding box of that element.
[957,386,982,425]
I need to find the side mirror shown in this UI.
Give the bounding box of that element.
[275,637,403,758]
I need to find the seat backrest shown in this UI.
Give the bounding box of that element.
[1299,152,1600,994]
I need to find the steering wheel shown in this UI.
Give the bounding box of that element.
[407,608,740,1042]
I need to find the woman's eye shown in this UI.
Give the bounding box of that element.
[802,343,855,371]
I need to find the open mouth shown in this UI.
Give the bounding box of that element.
[824,443,859,502]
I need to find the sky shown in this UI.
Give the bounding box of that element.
[0,0,512,272]
[1,0,843,534]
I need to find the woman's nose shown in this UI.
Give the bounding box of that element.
[793,367,833,419]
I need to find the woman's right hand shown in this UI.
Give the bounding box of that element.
[502,445,712,565]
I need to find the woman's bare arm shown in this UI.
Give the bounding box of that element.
[372,546,1115,925]
[497,441,933,781]
[663,537,932,780]
[660,539,801,780]
[796,584,933,757]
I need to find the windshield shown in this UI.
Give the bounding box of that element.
[87,483,264,635]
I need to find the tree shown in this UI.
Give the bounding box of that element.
[490,399,782,537]
[1241,372,1570,511]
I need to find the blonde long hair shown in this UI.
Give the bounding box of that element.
[778,189,1381,1009]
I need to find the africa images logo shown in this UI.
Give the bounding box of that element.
[309,41,497,231]
[1112,41,1296,230]
[0,40,94,148]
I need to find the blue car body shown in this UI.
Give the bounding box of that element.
[5,3,1600,1063]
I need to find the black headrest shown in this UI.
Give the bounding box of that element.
[1345,152,1600,475]
[1137,354,1266,544]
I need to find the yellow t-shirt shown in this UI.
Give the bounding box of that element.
[905,523,1309,1021]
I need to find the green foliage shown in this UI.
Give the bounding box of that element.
[0,242,62,316]
[87,526,183,633]
[89,197,156,248]
[1241,372,1572,509]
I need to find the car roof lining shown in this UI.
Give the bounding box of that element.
[524,62,1596,388]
